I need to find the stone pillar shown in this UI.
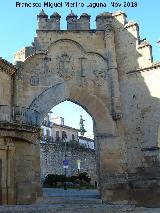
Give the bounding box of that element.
[96,13,121,120]
[33,141,42,200]
[95,132,127,203]
[105,27,122,120]
[0,138,15,205]
[0,123,42,205]
[95,13,128,203]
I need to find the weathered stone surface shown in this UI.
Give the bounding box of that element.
[0,125,42,205]
[0,11,160,206]
[40,142,97,184]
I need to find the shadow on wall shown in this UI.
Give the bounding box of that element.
[107,12,160,177]
[1,11,160,205]
[21,12,160,178]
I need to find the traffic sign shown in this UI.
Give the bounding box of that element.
[63,159,68,166]
[77,160,81,170]
[63,160,68,168]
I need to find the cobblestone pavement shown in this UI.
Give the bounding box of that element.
[1,188,160,212]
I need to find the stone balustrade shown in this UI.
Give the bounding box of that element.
[0,105,41,126]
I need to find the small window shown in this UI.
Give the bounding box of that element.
[72,134,75,142]
[46,129,50,142]
[62,131,67,140]
[56,131,59,141]
[40,128,45,141]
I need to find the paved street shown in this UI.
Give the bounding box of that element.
[0,188,160,212]
[43,188,100,198]
[41,188,102,205]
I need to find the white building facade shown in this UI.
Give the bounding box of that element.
[41,115,95,149]
[40,115,96,183]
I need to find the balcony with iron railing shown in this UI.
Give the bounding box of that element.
[0,105,41,126]
[40,135,54,143]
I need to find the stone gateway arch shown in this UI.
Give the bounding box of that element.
[0,10,160,206]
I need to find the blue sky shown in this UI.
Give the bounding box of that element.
[0,0,159,136]
[0,0,160,62]
[52,100,94,138]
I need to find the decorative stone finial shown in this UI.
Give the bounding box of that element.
[80,13,91,18]
[96,12,113,30]
[139,39,151,48]
[66,11,78,20]
[50,12,61,19]
[112,11,127,25]
[37,10,48,29]
[113,11,127,18]
[49,12,61,30]
[37,9,48,18]
[79,13,91,30]
[66,11,78,30]
[96,12,113,21]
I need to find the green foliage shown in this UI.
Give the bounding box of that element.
[43,174,66,186]
[43,172,91,187]
[66,175,78,183]
[77,172,91,184]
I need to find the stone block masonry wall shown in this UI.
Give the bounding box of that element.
[40,142,97,184]
[5,10,160,205]
[0,124,42,205]
[121,65,160,173]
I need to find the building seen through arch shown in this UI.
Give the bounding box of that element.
[40,108,96,184]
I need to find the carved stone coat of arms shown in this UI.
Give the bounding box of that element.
[56,53,75,80]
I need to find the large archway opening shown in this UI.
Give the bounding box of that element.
[40,100,100,201]
[28,82,123,203]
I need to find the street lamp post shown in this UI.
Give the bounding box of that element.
[64,142,67,190]
[64,167,67,190]
[77,160,81,173]
[62,132,68,190]
[77,160,81,190]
